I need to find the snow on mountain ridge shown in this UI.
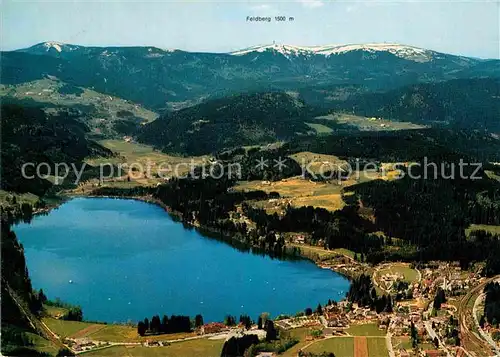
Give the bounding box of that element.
[230,43,435,62]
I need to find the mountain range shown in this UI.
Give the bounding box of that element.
[2,42,498,110]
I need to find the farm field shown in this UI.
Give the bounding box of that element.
[354,336,369,357]
[346,323,386,337]
[42,318,196,342]
[42,318,96,339]
[367,337,389,357]
[83,338,224,357]
[304,336,355,357]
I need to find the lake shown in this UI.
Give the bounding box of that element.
[14,197,350,323]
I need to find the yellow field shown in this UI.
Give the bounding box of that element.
[235,178,346,212]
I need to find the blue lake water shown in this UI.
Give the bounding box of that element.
[14,197,350,323]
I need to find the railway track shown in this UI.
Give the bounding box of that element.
[457,277,498,357]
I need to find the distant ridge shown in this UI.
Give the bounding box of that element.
[3,41,497,109]
[15,41,491,61]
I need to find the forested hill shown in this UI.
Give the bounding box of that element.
[329,78,500,131]
[137,92,321,155]
[287,128,500,163]
[1,104,112,195]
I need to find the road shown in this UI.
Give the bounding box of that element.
[386,332,395,357]
[2,279,67,351]
[423,320,452,357]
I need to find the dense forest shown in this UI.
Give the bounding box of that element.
[137,314,192,336]
[0,104,112,195]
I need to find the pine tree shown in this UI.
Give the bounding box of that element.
[265,320,277,341]
[385,295,393,313]
[137,321,146,336]
[161,315,169,332]
[410,321,418,348]
[194,314,204,328]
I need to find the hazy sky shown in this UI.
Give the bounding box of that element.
[2,0,499,59]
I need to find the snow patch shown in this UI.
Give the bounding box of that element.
[43,41,63,52]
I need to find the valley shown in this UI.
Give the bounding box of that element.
[1,36,500,357]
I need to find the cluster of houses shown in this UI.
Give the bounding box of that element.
[65,338,110,353]
[200,322,229,335]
